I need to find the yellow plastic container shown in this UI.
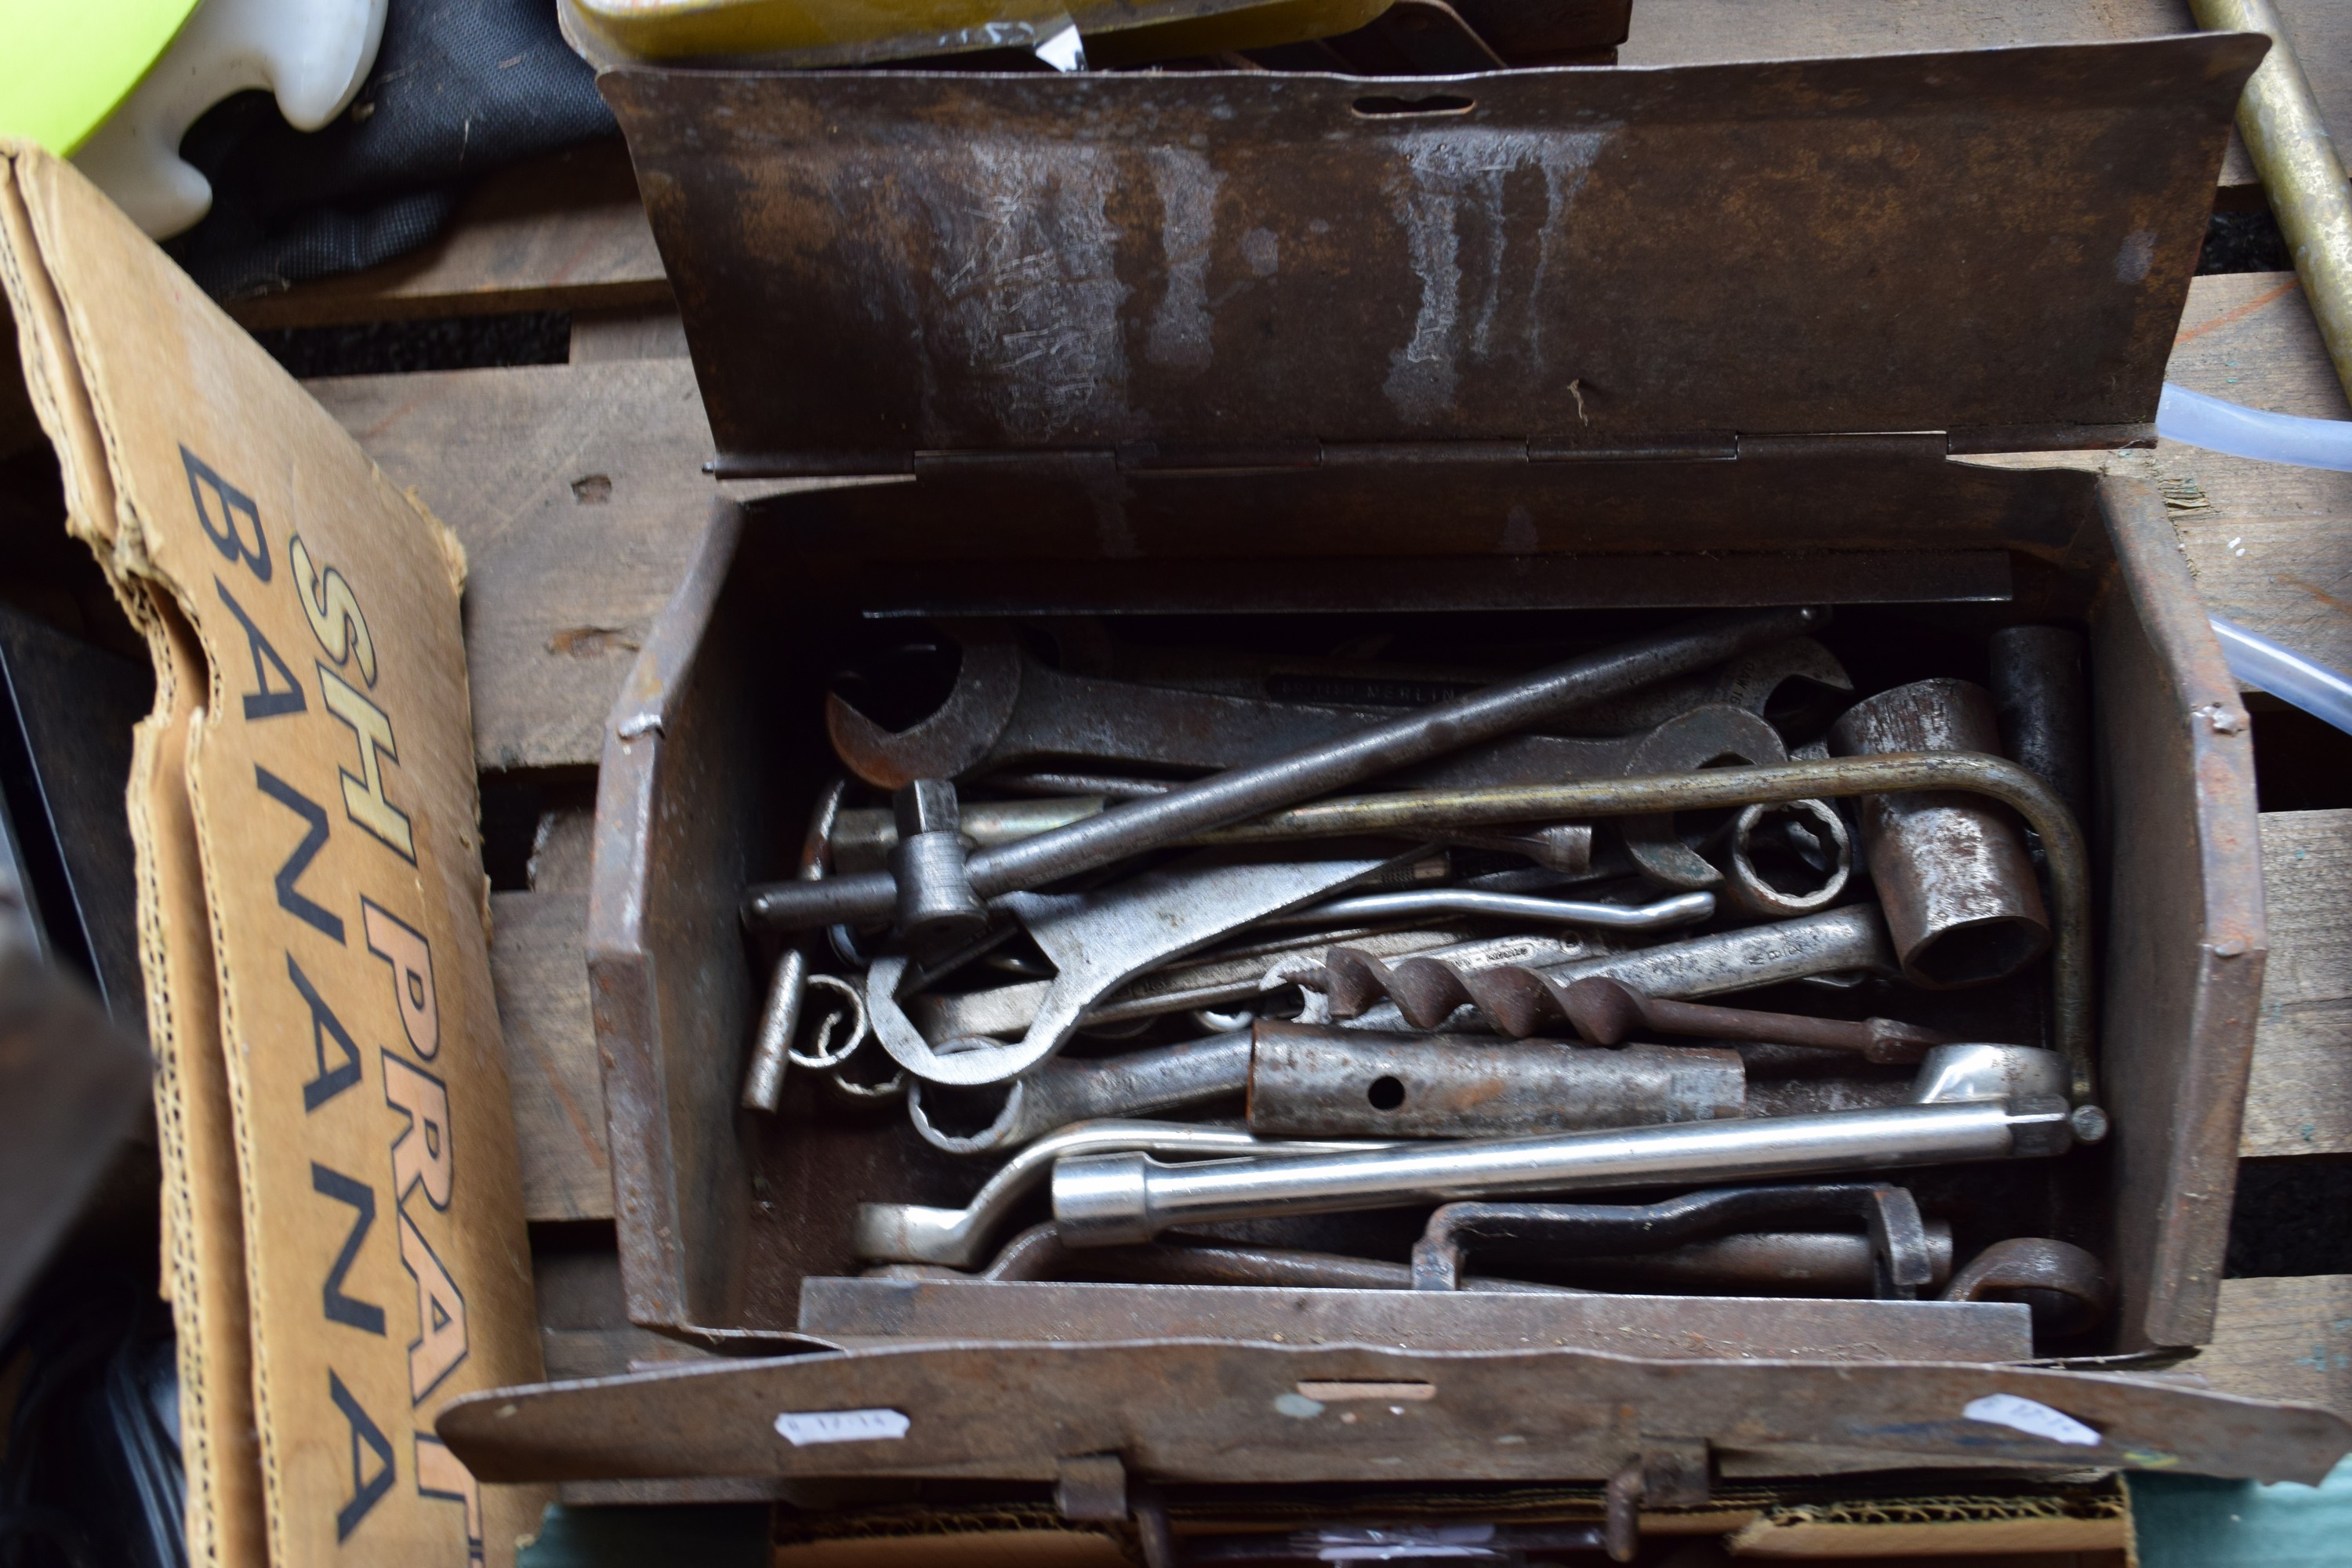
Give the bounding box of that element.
[562,0,1392,68]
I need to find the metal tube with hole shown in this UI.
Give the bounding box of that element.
[1831,681,2051,989]
[1245,1022,1744,1138]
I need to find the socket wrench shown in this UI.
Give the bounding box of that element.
[1052,1044,2098,1246]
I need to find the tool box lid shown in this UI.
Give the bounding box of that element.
[604,34,2262,481]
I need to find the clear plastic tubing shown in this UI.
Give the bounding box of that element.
[2212,618,2352,738]
[2158,382,2352,470]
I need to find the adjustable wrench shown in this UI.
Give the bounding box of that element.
[827,625,1848,789]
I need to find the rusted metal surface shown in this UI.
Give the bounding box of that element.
[1556,1227,1953,1299]
[833,793,1598,875]
[588,499,763,1336]
[1830,681,2053,989]
[751,608,1824,931]
[905,924,1487,1041]
[1942,1236,2112,1339]
[918,1222,1566,1291]
[2090,475,2265,1351]
[1048,633,1849,739]
[1246,1022,1744,1138]
[1989,626,2093,830]
[887,780,987,949]
[742,779,852,1112]
[793,1279,2034,1363]
[909,1029,1254,1154]
[924,1220,1961,1301]
[842,549,2018,616]
[825,624,1848,789]
[907,1017,1740,1153]
[1238,753,2092,1096]
[1323,903,1898,1033]
[1551,976,1949,1066]
[867,851,1410,1087]
[1616,705,1787,890]
[436,1338,2349,1486]
[1725,799,1853,919]
[1409,1185,1936,1298]
[1052,1046,2082,1247]
[586,379,2266,1475]
[604,38,2257,474]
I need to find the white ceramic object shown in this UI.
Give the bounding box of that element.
[71,0,388,238]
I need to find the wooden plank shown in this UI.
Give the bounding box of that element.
[1626,0,2352,195]
[570,305,690,364]
[308,357,716,772]
[2244,810,2352,1157]
[490,891,612,1221]
[228,143,671,331]
[1620,0,2190,64]
[2198,1274,2352,1417]
[2160,272,2352,684]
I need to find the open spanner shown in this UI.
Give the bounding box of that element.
[869,850,1416,1086]
[828,625,1849,789]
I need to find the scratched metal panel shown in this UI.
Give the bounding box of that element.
[604,34,2261,475]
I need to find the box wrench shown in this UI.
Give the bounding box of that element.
[862,850,1419,1087]
[849,1120,1392,1269]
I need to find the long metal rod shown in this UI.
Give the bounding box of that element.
[2192,0,2352,403]
[1196,752,2092,1103]
[1260,887,1714,931]
[1052,1101,2063,1247]
[744,607,1826,930]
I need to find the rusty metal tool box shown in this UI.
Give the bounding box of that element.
[441,31,2352,1496]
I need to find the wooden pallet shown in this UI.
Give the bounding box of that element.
[262,0,2352,1411]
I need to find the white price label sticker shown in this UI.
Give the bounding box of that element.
[1962,1393,2101,1446]
[773,1407,911,1446]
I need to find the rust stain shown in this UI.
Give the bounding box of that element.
[358,388,430,442]
[549,626,643,659]
[524,1035,608,1173]
[2283,574,2352,619]
[2174,277,2299,346]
